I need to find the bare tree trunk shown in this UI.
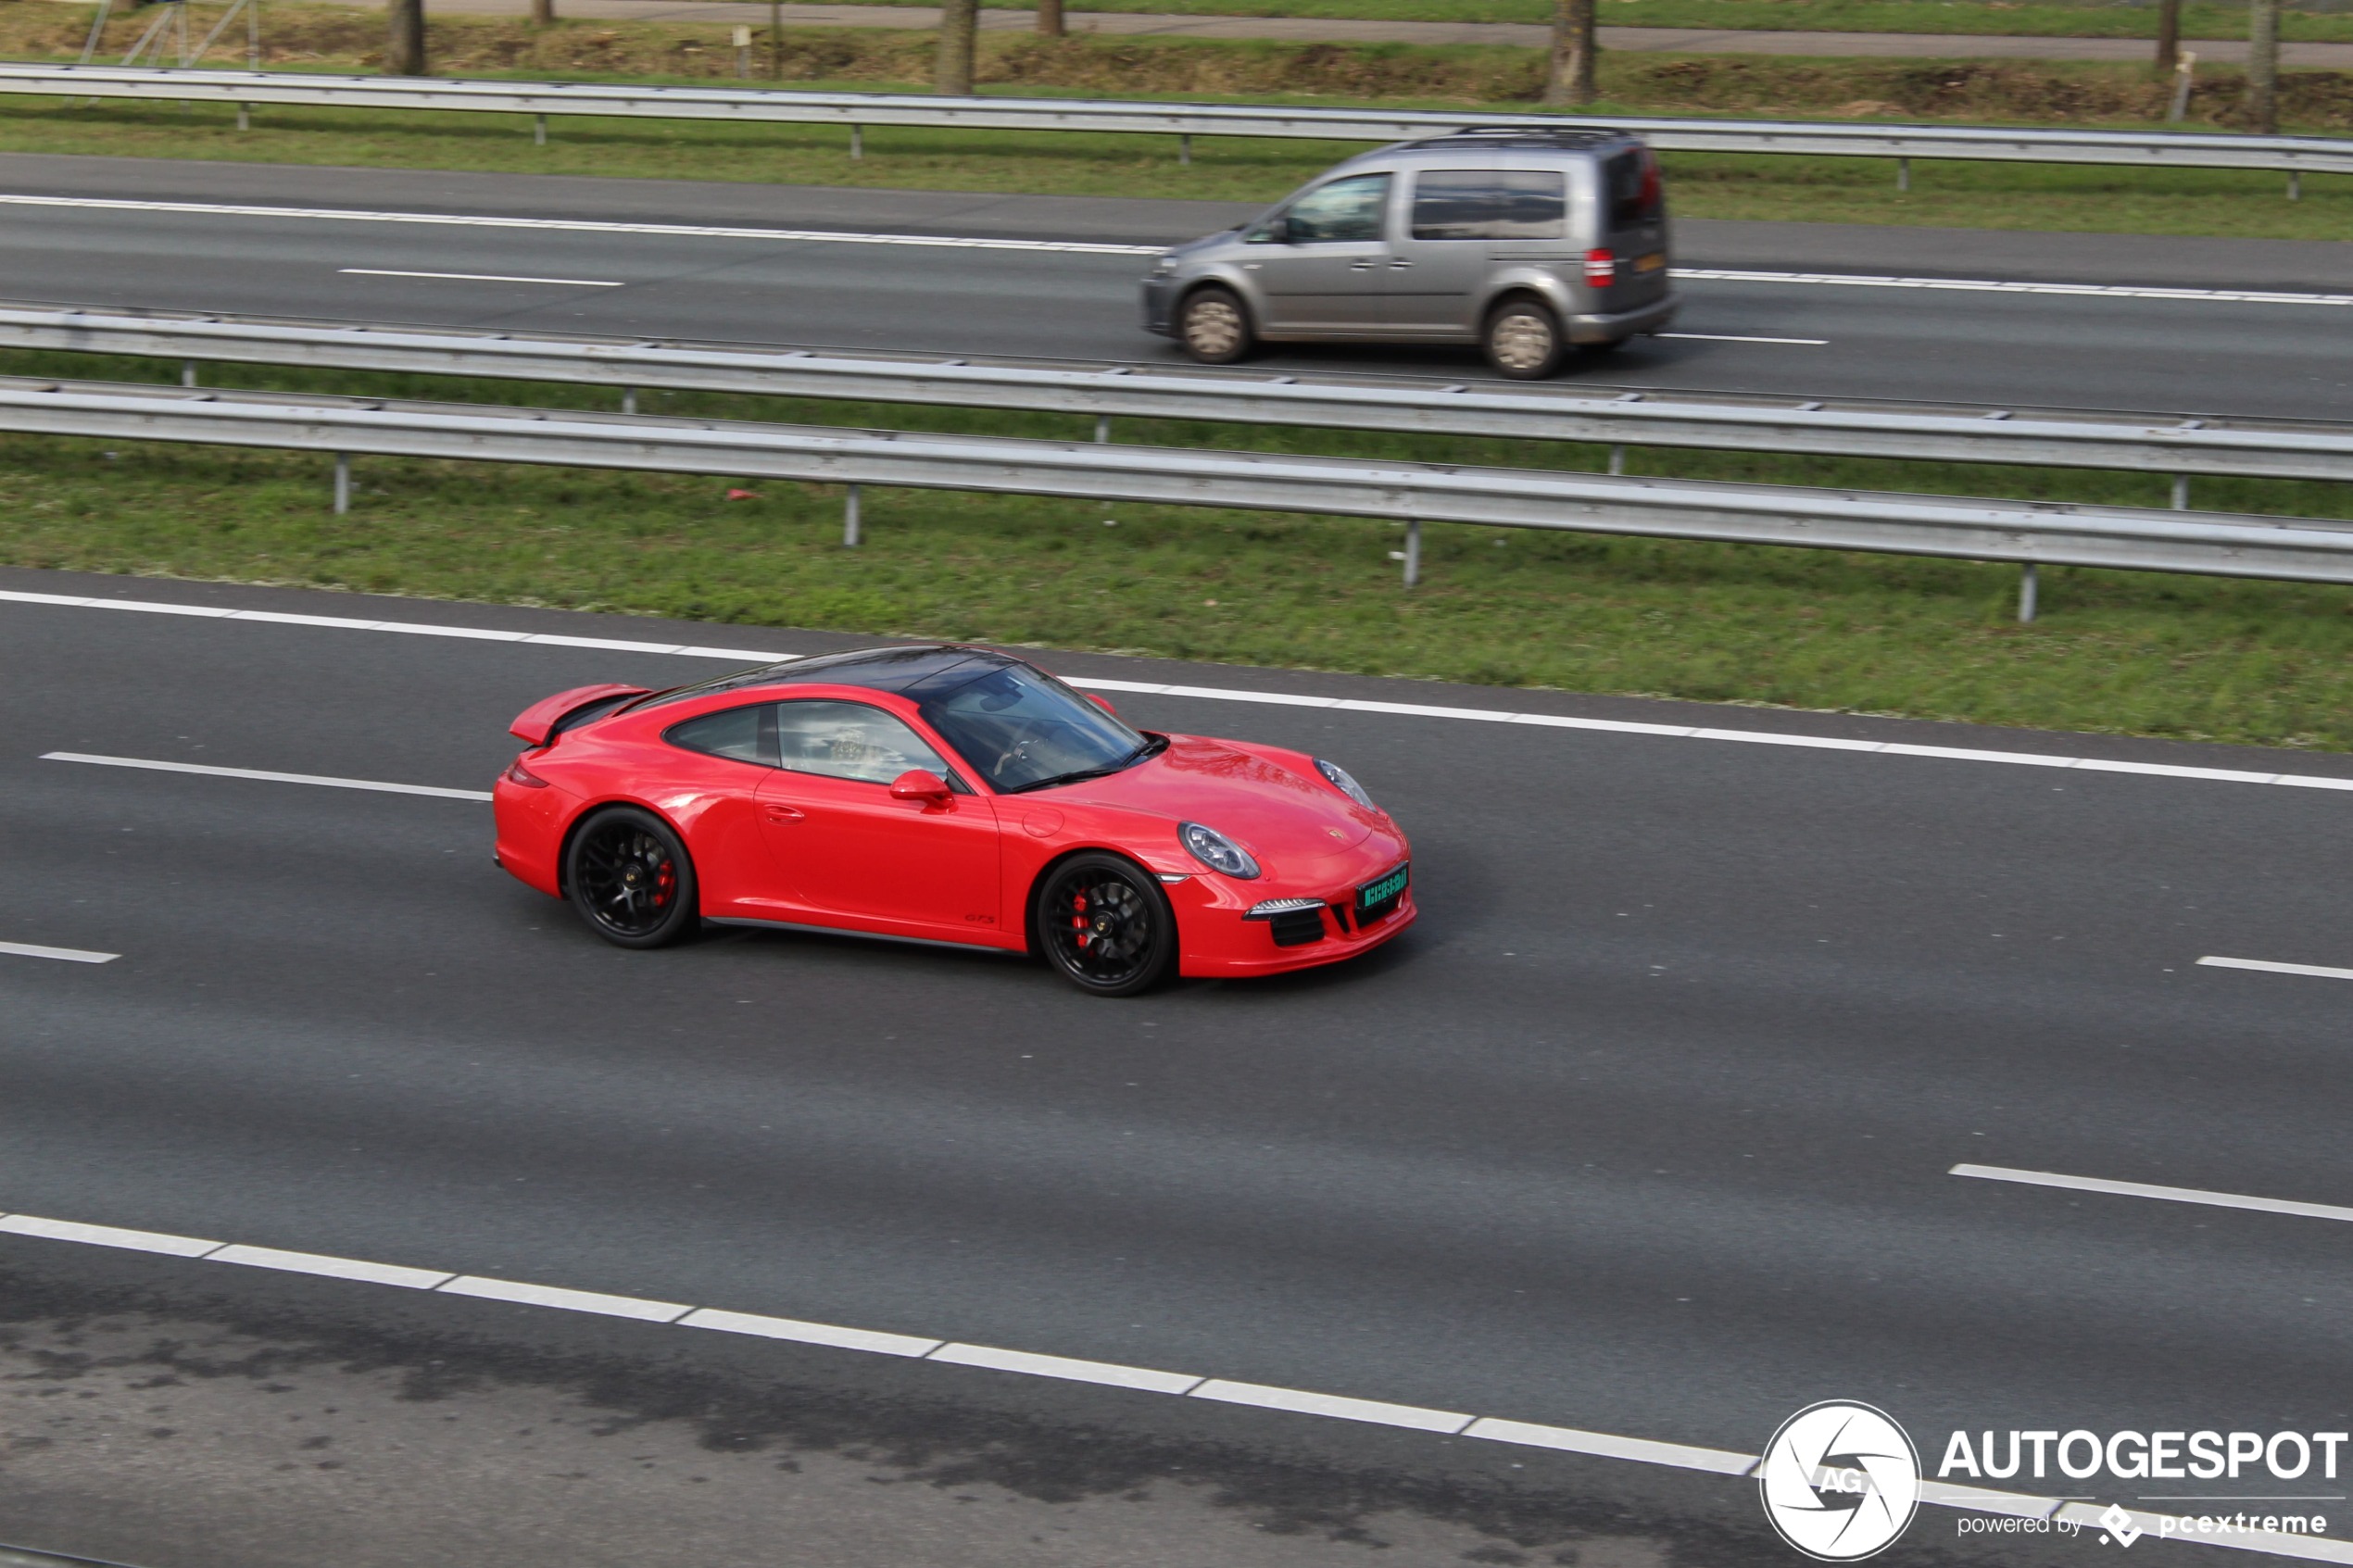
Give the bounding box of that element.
[935,0,976,94]
[531,0,554,24]
[1037,0,1063,37]
[384,0,426,74]
[2246,0,2279,131]
[2154,0,2179,71]
[1543,0,1596,107]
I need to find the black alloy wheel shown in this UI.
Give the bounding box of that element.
[1035,852,1177,997]
[1482,295,1568,380]
[1178,285,1254,365]
[565,806,698,948]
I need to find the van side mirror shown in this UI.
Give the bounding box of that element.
[889,769,953,805]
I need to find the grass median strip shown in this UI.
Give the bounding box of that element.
[7,348,2353,751]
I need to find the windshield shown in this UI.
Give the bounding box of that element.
[912,663,1151,793]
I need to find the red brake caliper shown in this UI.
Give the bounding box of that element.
[653,857,675,909]
[1070,891,1090,949]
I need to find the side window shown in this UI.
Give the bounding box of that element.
[1410,169,1567,241]
[1271,174,1393,245]
[665,702,774,765]
[774,699,952,786]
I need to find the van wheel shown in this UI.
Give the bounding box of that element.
[1178,286,1253,365]
[1483,296,1567,380]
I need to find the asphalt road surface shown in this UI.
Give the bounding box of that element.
[3,565,2351,1568]
[1,153,2349,420]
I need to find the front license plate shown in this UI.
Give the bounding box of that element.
[1633,252,1667,273]
[1358,864,1410,909]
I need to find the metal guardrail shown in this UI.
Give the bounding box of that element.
[6,305,2352,484]
[5,65,2350,174]
[6,376,2353,586]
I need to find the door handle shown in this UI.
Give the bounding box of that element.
[761,804,804,822]
[1390,260,1413,270]
[1349,260,1378,271]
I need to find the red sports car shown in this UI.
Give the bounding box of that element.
[492,646,1415,995]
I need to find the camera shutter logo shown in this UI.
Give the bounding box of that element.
[1758,1401,1920,1562]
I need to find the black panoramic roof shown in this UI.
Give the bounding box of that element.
[640,645,1016,709]
[1412,127,1627,150]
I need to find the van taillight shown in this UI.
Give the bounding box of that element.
[1583,249,1617,286]
[504,756,551,788]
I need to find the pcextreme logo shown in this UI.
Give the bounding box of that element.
[1759,1401,1922,1562]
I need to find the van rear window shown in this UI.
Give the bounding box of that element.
[1409,170,1567,241]
[1604,149,1664,225]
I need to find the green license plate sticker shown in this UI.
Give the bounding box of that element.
[1359,866,1409,908]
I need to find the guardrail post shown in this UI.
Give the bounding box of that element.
[180,360,196,388]
[2172,474,2189,509]
[623,386,636,416]
[534,114,547,146]
[1897,157,1910,193]
[236,103,248,131]
[2018,563,2037,624]
[2289,171,2301,201]
[1403,520,1421,588]
[1179,133,1191,166]
[1607,444,1625,476]
[333,453,350,516]
[851,125,862,160]
[1094,415,1110,444]
[843,483,861,546]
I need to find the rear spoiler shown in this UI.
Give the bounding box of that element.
[509,684,652,746]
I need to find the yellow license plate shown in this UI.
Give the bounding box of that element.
[1633,252,1667,273]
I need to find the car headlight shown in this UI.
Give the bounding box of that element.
[1315,758,1376,810]
[1179,822,1260,879]
[1152,255,1179,275]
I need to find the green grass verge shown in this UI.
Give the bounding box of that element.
[1,97,2347,239]
[1002,0,2353,43]
[6,351,2353,752]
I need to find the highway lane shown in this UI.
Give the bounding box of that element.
[3,566,2352,1568]
[1,154,2349,419]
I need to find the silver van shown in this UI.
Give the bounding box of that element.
[1141,128,1676,380]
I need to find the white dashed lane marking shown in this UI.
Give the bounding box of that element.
[0,939,119,963]
[339,268,623,287]
[1951,1164,2353,1225]
[42,752,494,802]
[2198,955,2353,982]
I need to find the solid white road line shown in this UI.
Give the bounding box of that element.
[339,267,624,287]
[1189,1380,1474,1434]
[1655,332,1829,345]
[0,940,119,964]
[2198,955,2353,982]
[676,1307,941,1357]
[930,1343,1202,1395]
[1951,1164,2353,1225]
[1674,267,2353,307]
[0,194,1163,257]
[207,1243,455,1290]
[0,1204,2347,1562]
[8,587,2352,797]
[42,751,494,802]
[438,1274,696,1322]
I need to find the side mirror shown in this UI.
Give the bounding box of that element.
[889,769,953,804]
[1086,693,1119,718]
[1266,215,1290,245]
